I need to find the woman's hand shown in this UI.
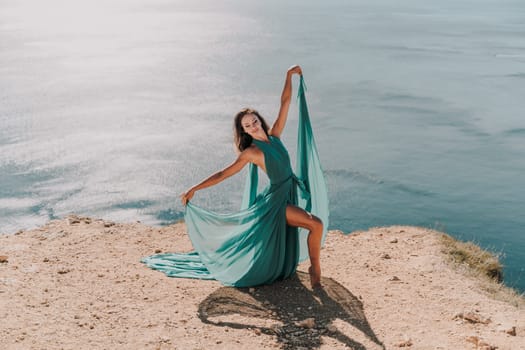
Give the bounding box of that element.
[287,65,302,76]
[180,189,195,206]
[271,65,303,138]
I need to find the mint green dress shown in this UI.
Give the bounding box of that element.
[141,77,329,287]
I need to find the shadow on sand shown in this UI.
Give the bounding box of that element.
[198,272,385,350]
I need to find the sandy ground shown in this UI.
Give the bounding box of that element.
[1,216,524,350]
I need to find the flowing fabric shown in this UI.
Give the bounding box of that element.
[141,76,329,287]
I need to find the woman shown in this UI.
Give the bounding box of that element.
[143,65,328,288]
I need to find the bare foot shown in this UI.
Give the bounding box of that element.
[308,265,322,288]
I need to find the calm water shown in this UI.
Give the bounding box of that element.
[1,0,524,291]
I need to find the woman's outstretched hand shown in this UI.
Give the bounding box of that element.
[287,65,302,76]
[180,189,194,206]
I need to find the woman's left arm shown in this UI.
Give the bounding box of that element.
[270,65,302,138]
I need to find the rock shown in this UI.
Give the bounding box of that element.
[296,318,315,329]
[68,216,81,225]
[154,249,162,253]
[159,336,170,343]
[104,222,115,228]
[506,326,517,336]
[325,324,337,333]
[270,324,281,334]
[466,336,479,345]
[57,268,71,274]
[388,276,401,282]
[498,325,517,336]
[381,253,392,259]
[479,341,497,350]
[67,215,92,225]
[396,339,413,347]
[454,312,490,324]
[390,238,398,243]
[0,255,8,263]
[466,336,497,349]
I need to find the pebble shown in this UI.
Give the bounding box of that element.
[0,255,8,263]
[506,326,517,336]
[296,318,315,329]
[466,336,497,350]
[497,325,517,336]
[454,312,490,325]
[159,336,170,343]
[68,217,81,225]
[325,324,337,333]
[396,339,413,347]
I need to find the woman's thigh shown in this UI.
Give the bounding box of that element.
[285,205,322,231]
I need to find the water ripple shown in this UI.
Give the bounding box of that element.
[325,169,435,197]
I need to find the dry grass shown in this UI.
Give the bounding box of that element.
[439,233,503,281]
[439,232,525,308]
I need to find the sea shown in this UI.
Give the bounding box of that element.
[1,0,524,292]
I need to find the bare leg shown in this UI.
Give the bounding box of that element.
[285,205,323,288]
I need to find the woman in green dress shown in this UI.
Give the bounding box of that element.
[143,65,328,288]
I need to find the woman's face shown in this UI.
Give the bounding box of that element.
[241,114,262,136]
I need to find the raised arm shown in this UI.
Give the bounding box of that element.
[269,65,303,138]
[180,149,255,205]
